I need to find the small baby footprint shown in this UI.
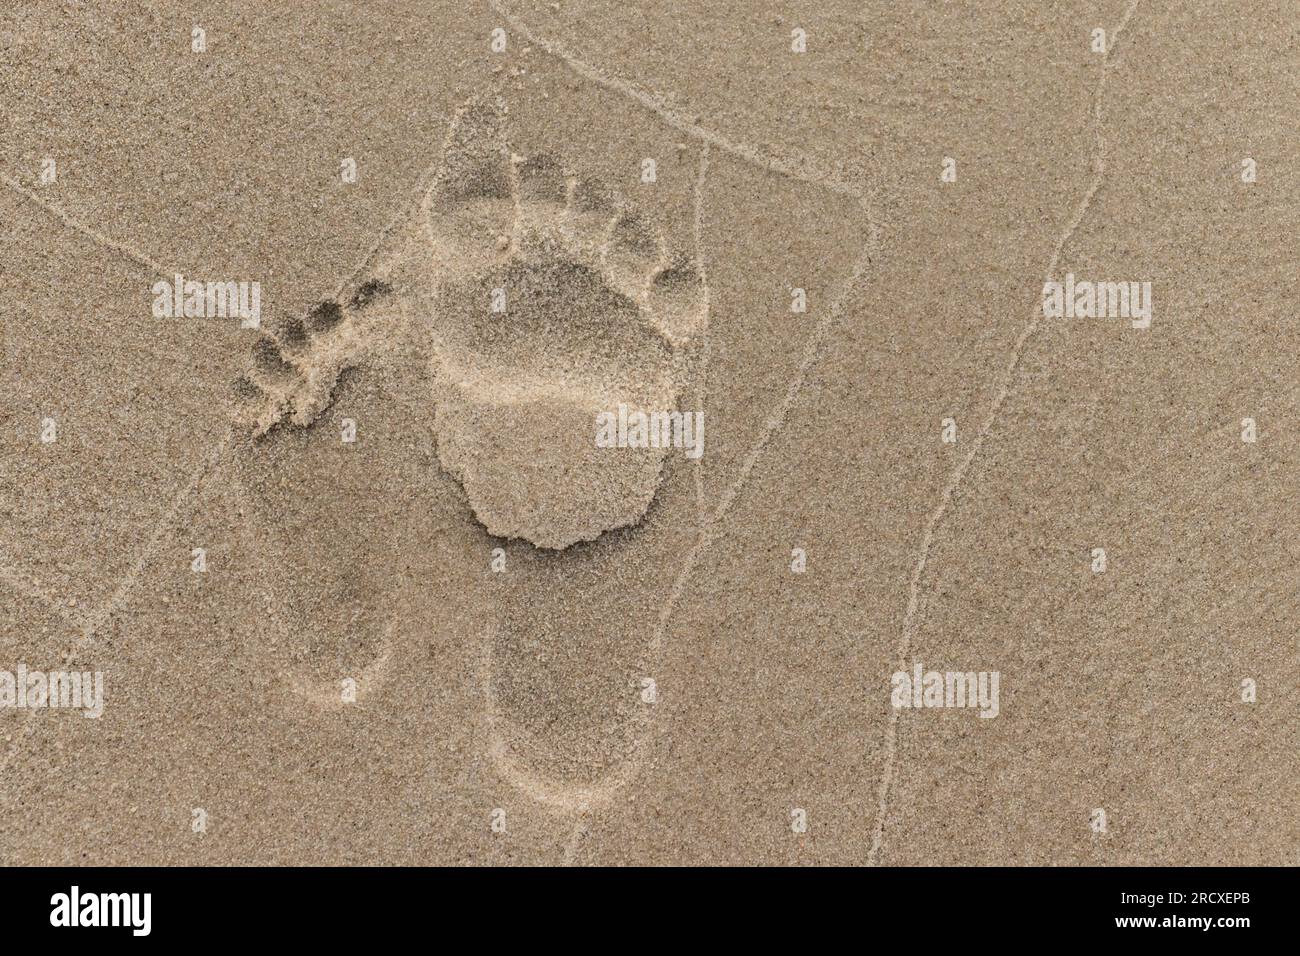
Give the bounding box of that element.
[229,282,412,705]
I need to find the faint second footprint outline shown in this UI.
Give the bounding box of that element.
[229,280,406,706]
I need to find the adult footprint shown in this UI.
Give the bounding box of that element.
[386,97,710,807]
[390,97,708,550]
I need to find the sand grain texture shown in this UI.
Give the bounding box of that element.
[1,0,1296,865]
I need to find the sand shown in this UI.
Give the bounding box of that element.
[1,0,1296,865]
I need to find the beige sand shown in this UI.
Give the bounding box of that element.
[1,0,1296,865]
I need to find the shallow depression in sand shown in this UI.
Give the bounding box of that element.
[401,98,709,549]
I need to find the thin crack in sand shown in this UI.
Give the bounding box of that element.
[0,175,238,776]
[541,205,878,859]
[692,144,712,528]
[485,0,882,218]
[78,433,234,645]
[451,14,886,851]
[1,174,169,278]
[0,174,235,649]
[0,433,230,777]
[866,0,1145,866]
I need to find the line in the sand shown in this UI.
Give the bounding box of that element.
[484,0,880,213]
[547,199,878,858]
[867,0,1145,867]
[0,429,231,779]
[2,174,169,277]
[76,430,235,648]
[325,112,455,304]
[0,175,238,646]
[692,144,712,528]
[708,209,877,530]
